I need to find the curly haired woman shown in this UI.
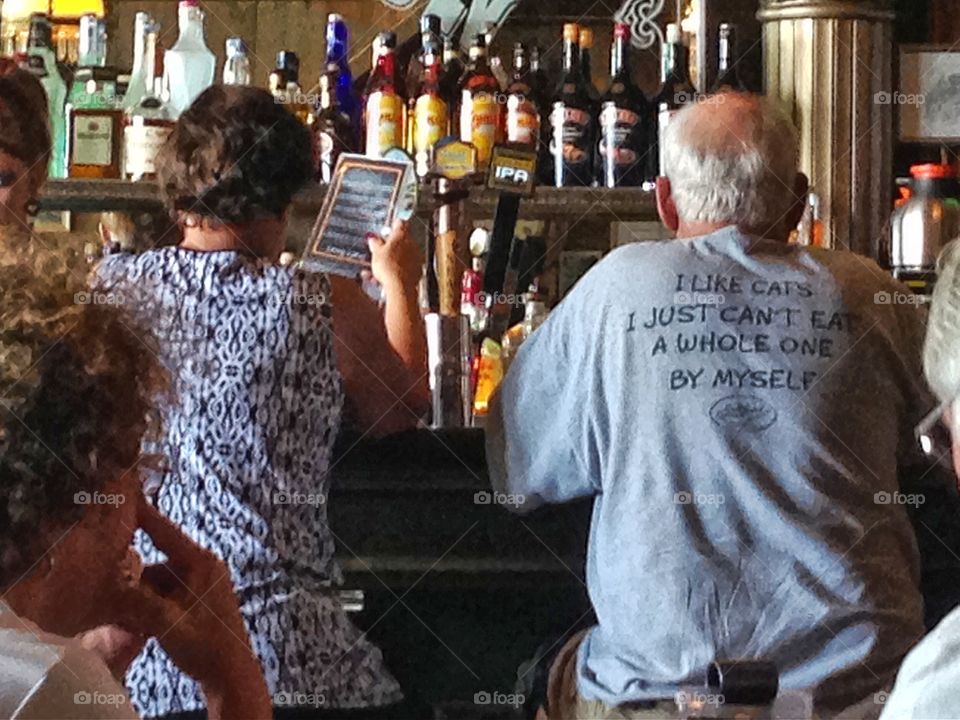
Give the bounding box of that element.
[93,85,429,719]
[0,230,271,719]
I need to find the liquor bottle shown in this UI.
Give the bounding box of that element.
[412,43,448,178]
[578,27,601,105]
[501,285,548,373]
[325,13,358,128]
[313,65,356,184]
[124,23,174,182]
[440,35,465,117]
[25,13,67,178]
[122,12,152,112]
[66,15,123,179]
[461,256,487,333]
[459,33,503,172]
[406,14,443,160]
[505,43,540,148]
[483,23,509,90]
[652,23,697,179]
[599,23,649,188]
[549,23,595,187]
[529,45,549,112]
[711,23,747,92]
[364,32,405,158]
[269,51,297,97]
[223,37,251,85]
[163,0,216,117]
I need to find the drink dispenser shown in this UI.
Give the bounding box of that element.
[890,163,960,295]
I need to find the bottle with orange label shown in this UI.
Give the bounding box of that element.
[412,36,448,177]
[364,31,405,158]
[548,23,595,187]
[459,33,503,172]
[505,42,540,149]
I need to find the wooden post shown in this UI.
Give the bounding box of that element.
[759,0,895,258]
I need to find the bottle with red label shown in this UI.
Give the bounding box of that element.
[413,43,448,177]
[505,42,540,148]
[548,23,595,187]
[459,33,503,172]
[598,23,649,187]
[364,32,406,158]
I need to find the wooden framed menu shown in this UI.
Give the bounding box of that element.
[304,154,410,276]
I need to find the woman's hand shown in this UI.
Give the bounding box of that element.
[367,219,422,293]
[77,625,146,681]
[110,498,271,720]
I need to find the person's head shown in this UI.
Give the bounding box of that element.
[0,60,51,227]
[157,84,313,259]
[656,92,809,242]
[0,229,166,636]
[921,241,960,479]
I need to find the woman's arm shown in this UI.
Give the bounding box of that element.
[330,273,430,438]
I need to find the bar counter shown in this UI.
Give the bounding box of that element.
[328,427,592,714]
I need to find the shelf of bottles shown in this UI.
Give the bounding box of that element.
[15,0,747,200]
[39,178,658,220]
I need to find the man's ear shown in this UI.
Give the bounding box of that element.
[783,172,810,237]
[656,176,679,234]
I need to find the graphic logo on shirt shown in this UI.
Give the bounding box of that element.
[709,394,778,432]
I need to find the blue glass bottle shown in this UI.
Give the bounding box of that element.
[325,14,358,128]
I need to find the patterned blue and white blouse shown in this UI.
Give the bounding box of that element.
[95,247,402,717]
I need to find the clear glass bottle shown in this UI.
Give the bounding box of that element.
[124,22,174,183]
[26,13,67,178]
[163,0,215,117]
[501,287,548,372]
[122,12,152,112]
[505,42,540,148]
[222,37,251,85]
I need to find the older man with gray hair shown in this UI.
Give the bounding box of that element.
[880,243,960,718]
[487,92,935,719]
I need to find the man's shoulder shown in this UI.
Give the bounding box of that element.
[881,607,960,719]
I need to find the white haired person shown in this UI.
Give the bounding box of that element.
[487,92,937,719]
[880,243,960,718]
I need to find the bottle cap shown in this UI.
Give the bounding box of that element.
[666,23,681,44]
[719,22,734,35]
[378,31,397,49]
[327,12,343,23]
[421,13,441,35]
[179,0,200,8]
[225,37,247,56]
[563,23,579,42]
[579,27,594,48]
[614,22,630,40]
[910,163,956,180]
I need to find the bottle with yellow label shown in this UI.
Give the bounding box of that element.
[459,33,503,172]
[413,46,448,177]
[364,31,405,158]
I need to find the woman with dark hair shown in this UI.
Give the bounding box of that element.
[0,233,271,719]
[0,60,51,226]
[94,85,428,719]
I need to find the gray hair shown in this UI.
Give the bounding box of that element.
[924,240,960,410]
[661,93,800,232]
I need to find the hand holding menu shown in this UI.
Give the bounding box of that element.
[304,154,410,277]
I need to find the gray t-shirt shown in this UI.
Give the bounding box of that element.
[488,227,931,715]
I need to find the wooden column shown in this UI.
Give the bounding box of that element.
[759,0,894,257]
